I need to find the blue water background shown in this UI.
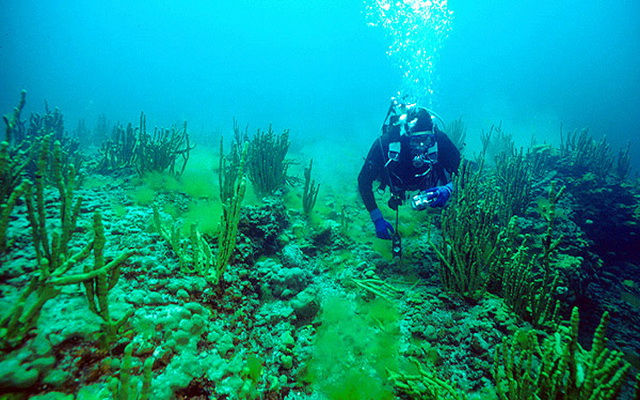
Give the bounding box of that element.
[1,0,639,170]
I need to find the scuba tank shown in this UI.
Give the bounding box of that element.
[381,97,411,164]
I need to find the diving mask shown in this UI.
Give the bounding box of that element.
[408,131,435,151]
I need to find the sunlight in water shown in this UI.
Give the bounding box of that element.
[364,0,453,105]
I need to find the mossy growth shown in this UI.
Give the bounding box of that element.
[128,148,220,206]
[283,189,303,212]
[372,239,394,261]
[327,249,359,274]
[81,175,113,189]
[282,186,329,225]
[125,162,225,236]
[181,198,223,236]
[180,168,217,199]
[238,179,260,207]
[305,294,400,400]
[111,201,128,218]
[397,206,423,236]
[128,171,181,205]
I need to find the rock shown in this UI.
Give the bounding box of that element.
[290,288,320,326]
[43,368,73,388]
[31,392,73,400]
[183,303,206,318]
[280,332,295,349]
[30,335,53,357]
[144,291,164,304]
[470,333,489,355]
[0,353,39,389]
[280,354,293,370]
[281,245,306,269]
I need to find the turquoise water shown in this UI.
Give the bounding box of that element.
[2,1,640,398]
[1,0,639,167]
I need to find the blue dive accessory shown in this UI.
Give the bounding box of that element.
[370,208,394,240]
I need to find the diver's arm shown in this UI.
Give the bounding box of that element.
[422,130,460,208]
[358,139,384,212]
[359,139,395,239]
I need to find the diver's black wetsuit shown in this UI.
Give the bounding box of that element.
[357,128,461,212]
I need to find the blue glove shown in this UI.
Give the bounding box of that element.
[370,208,394,240]
[425,183,453,207]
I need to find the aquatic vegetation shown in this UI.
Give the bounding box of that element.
[552,128,640,262]
[27,101,66,145]
[431,142,569,330]
[0,175,28,254]
[82,210,137,348]
[154,177,245,284]
[1,92,80,248]
[153,145,246,284]
[493,148,533,223]
[219,120,248,203]
[498,183,565,330]
[22,93,83,178]
[0,139,135,350]
[494,308,632,400]
[97,112,193,177]
[446,117,467,152]
[499,235,536,321]
[561,128,614,182]
[1,91,29,208]
[430,161,502,299]
[109,341,154,400]
[3,94,134,351]
[245,125,290,196]
[616,142,632,182]
[302,158,320,216]
[388,356,466,400]
[96,120,138,172]
[2,92,640,399]
[0,133,29,253]
[305,295,400,400]
[216,174,247,280]
[136,117,192,177]
[480,124,515,163]
[2,89,27,146]
[25,137,84,273]
[0,209,132,350]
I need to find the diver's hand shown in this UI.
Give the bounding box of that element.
[370,208,394,240]
[425,183,453,207]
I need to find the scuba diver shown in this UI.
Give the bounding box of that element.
[357,98,461,252]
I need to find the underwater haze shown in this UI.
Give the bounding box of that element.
[2,0,639,168]
[3,1,640,399]
[438,0,640,160]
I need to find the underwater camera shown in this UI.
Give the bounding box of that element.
[411,191,436,211]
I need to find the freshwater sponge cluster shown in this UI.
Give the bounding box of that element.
[1,92,640,399]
